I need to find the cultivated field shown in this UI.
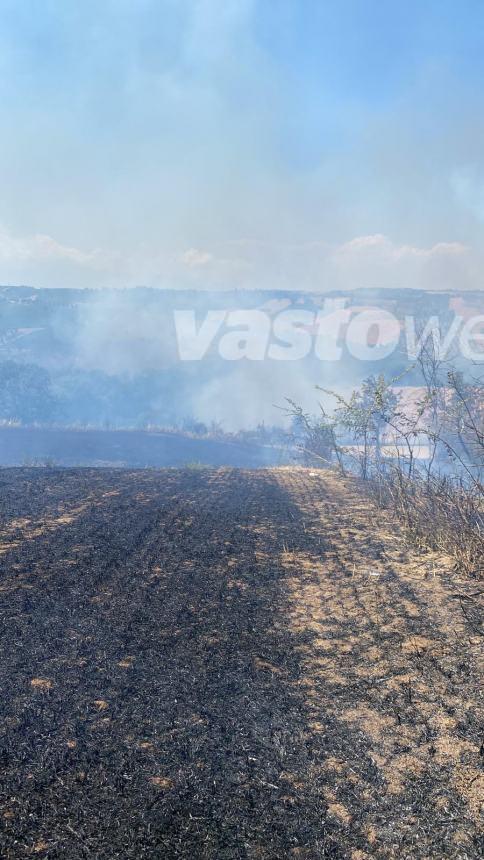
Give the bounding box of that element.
[0,468,482,858]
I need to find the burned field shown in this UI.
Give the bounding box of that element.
[0,468,482,859]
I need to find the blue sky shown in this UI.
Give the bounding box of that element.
[0,0,483,290]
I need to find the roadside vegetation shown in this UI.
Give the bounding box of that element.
[287,346,483,579]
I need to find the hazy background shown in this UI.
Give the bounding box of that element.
[0,0,483,292]
[0,2,483,465]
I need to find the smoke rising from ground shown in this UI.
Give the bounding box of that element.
[1,286,481,434]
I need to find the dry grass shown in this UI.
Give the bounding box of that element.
[367,466,483,579]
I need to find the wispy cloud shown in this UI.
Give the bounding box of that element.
[180,248,214,268]
[173,234,478,292]
[0,225,111,268]
[335,234,468,259]
[0,223,478,292]
[327,234,475,291]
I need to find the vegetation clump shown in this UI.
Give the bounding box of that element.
[287,347,483,578]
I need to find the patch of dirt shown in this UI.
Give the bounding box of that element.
[0,466,482,858]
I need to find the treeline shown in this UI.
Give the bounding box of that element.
[0,361,285,447]
[0,360,194,428]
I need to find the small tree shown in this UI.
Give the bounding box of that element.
[316,375,400,478]
[285,398,338,469]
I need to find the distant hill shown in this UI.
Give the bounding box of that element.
[0,286,482,429]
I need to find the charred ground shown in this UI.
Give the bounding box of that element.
[0,467,482,858]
